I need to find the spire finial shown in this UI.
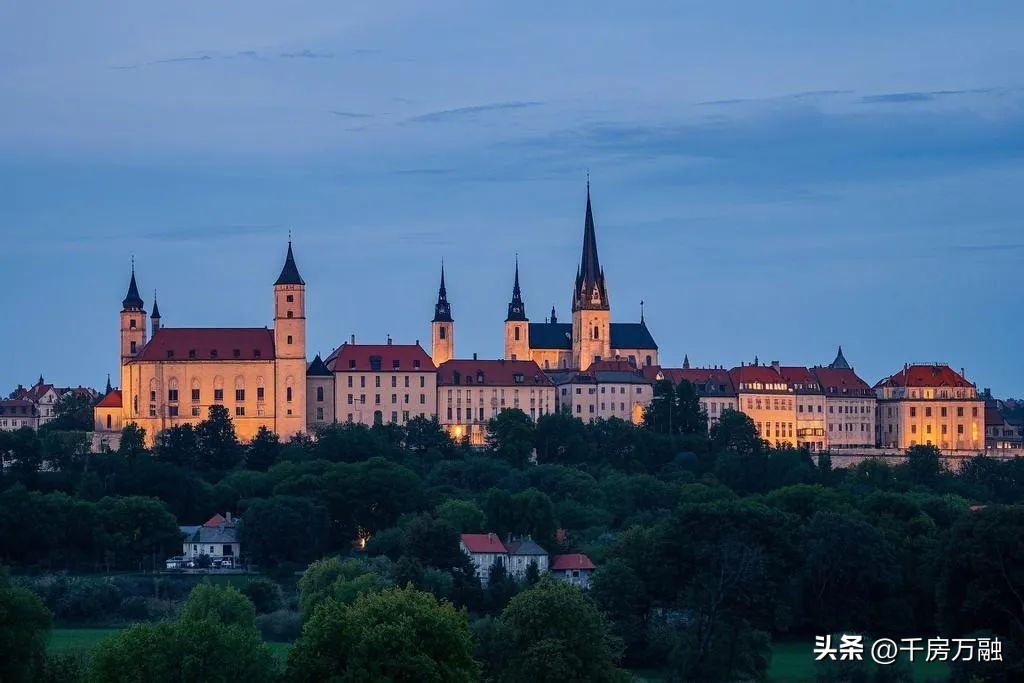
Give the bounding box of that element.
[288,227,292,244]
[640,299,645,324]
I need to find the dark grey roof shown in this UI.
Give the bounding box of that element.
[122,268,144,310]
[829,345,851,370]
[506,258,527,322]
[179,525,200,539]
[307,354,332,377]
[274,242,305,286]
[610,323,657,350]
[188,524,238,544]
[433,264,453,322]
[151,294,161,319]
[506,537,548,556]
[529,322,572,349]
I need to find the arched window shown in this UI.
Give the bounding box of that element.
[373,410,383,426]
[316,386,324,402]
[514,326,520,341]
[439,327,446,340]
[286,387,293,402]
[593,326,599,340]
[645,355,652,367]
[106,414,112,429]
[287,310,293,318]
[235,376,245,402]
[168,378,179,402]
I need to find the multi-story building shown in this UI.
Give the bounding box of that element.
[729,361,797,448]
[811,347,875,449]
[325,340,437,426]
[779,366,826,451]
[436,358,555,445]
[875,363,984,451]
[443,183,658,372]
[550,360,653,424]
[305,354,335,429]
[10,377,100,429]
[0,400,40,431]
[93,242,308,445]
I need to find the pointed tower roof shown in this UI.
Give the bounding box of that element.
[105,374,113,395]
[550,305,558,324]
[122,263,144,310]
[829,346,851,370]
[683,354,690,369]
[274,240,305,286]
[432,263,453,322]
[307,353,332,377]
[506,256,527,322]
[572,180,609,312]
[151,292,161,319]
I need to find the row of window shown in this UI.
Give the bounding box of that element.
[346,394,428,405]
[346,375,427,388]
[906,406,978,418]
[756,422,794,439]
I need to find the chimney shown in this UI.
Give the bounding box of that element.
[473,352,478,360]
[350,334,356,344]
[225,511,232,523]
[387,335,392,345]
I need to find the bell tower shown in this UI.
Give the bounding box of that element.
[504,256,529,360]
[273,239,307,439]
[431,264,454,366]
[571,181,610,370]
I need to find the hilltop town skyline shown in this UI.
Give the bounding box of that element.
[2,3,1023,395]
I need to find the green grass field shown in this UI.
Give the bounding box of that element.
[767,640,949,682]
[48,628,122,654]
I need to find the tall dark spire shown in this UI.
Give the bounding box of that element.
[506,255,527,322]
[274,239,305,286]
[683,354,690,369]
[433,262,453,322]
[572,180,609,312]
[105,374,113,395]
[151,291,161,320]
[550,305,557,324]
[830,345,851,370]
[122,260,144,310]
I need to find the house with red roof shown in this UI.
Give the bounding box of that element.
[643,363,738,428]
[95,241,309,446]
[728,360,797,448]
[437,358,554,445]
[325,338,437,427]
[811,347,876,449]
[550,554,597,589]
[874,363,984,451]
[459,533,508,585]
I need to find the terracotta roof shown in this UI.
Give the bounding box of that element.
[588,359,638,372]
[95,389,123,408]
[438,359,552,387]
[134,328,275,362]
[729,365,791,392]
[874,364,974,389]
[643,366,737,396]
[325,342,435,372]
[550,554,596,571]
[811,367,873,397]
[778,366,821,394]
[985,407,1009,428]
[460,533,507,554]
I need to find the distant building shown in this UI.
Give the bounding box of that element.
[9,376,99,430]
[0,400,39,431]
[178,513,240,568]
[729,361,797,448]
[325,339,437,427]
[550,553,597,589]
[95,242,308,445]
[504,536,549,578]
[811,347,876,449]
[875,363,984,451]
[778,366,825,451]
[305,354,335,428]
[551,360,653,424]
[983,391,1024,450]
[643,365,738,428]
[437,358,555,445]
[459,533,507,586]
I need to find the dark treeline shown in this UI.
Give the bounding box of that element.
[2,391,1024,681]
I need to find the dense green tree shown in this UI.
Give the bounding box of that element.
[499,579,625,682]
[904,444,945,488]
[435,499,486,532]
[179,583,257,629]
[710,408,763,456]
[405,415,452,454]
[96,495,182,570]
[240,495,327,568]
[297,557,389,617]
[286,586,478,682]
[197,404,242,470]
[484,488,556,545]
[117,423,147,465]
[241,577,283,614]
[2,427,43,474]
[487,408,536,467]
[534,412,591,465]
[246,426,281,471]
[154,423,200,469]
[0,570,52,683]
[642,379,707,436]
[590,559,650,662]
[42,391,98,432]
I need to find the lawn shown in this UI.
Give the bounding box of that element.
[48,628,122,654]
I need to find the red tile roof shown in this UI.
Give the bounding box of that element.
[135,328,275,362]
[438,359,552,387]
[811,367,873,397]
[550,554,596,571]
[460,533,507,554]
[588,359,638,373]
[95,390,122,408]
[985,407,1009,428]
[325,342,435,372]
[874,364,974,389]
[729,365,791,392]
[642,366,737,396]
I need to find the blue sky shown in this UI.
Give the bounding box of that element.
[2,2,1023,395]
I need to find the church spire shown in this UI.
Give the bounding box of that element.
[550,305,557,324]
[572,180,609,312]
[151,291,161,334]
[829,345,851,370]
[683,354,690,369]
[506,255,527,321]
[105,374,113,395]
[122,260,144,310]
[433,262,453,322]
[274,238,305,286]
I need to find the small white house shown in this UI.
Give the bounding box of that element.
[459,533,507,585]
[177,513,240,568]
[504,536,549,578]
[550,553,596,589]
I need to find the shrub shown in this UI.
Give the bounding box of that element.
[256,609,303,642]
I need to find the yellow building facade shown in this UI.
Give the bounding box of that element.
[875,363,984,451]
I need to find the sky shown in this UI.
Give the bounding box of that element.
[1,1,1023,396]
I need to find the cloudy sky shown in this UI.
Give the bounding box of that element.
[2,1,1022,395]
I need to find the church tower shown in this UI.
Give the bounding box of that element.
[571,182,610,370]
[120,263,147,415]
[273,240,307,439]
[431,264,454,366]
[504,257,529,360]
[150,292,161,335]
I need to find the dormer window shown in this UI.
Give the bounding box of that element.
[370,356,382,371]
[254,349,261,358]
[349,359,356,369]
[188,349,196,359]
[413,360,421,369]
[513,374,523,384]
[233,349,241,358]
[166,350,174,359]
[392,360,400,369]
[210,349,218,359]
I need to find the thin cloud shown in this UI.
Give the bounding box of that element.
[279,49,334,59]
[329,110,375,119]
[408,101,543,123]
